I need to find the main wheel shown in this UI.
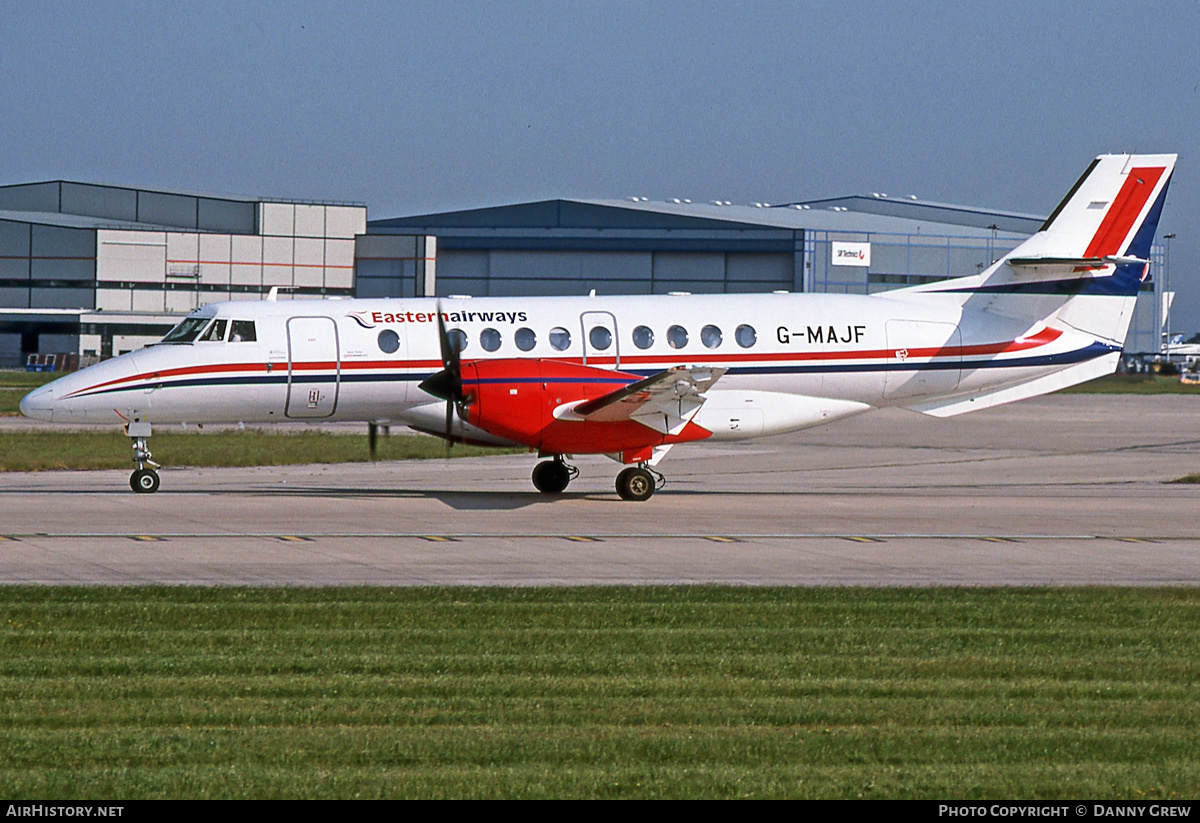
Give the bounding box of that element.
[531,460,570,494]
[130,468,160,494]
[616,467,655,501]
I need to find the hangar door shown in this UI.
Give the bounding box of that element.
[286,316,340,418]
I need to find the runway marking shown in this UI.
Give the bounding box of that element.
[276,535,314,543]
[563,536,602,543]
[129,535,166,542]
[844,536,884,543]
[419,536,458,543]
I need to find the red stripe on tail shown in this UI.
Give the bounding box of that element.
[1083,166,1164,258]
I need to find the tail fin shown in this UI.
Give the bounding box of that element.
[1008,153,1175,277]
[904,153,1176,343]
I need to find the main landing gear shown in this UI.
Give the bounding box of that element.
[531,455,665,501]
[615,466,659,502]
[531,456,578,494]
[126,421,161,494]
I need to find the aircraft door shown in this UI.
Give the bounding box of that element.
[581,311,619,369]
[285,316,340,418]
[883,320,961,400]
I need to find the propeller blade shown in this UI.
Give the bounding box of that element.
[418,302,466,449]
[418,301,465,405]
[368,422,378,461]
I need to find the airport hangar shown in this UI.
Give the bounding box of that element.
[0,180,1170,367]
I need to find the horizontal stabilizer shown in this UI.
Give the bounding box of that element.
[1007,255,1148,268]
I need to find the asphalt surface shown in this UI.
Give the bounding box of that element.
[3,394,1200,586]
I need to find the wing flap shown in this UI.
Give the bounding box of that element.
[564,366,726,434]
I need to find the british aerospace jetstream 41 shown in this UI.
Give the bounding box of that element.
[20,154,1176,500]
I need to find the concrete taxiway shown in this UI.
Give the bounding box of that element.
[2,394,1200,586]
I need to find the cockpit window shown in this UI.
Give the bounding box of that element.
[160,316,211,344]
[199,319,228,342]
[229,320,256,342]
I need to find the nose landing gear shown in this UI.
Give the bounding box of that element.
[126,420,160,494]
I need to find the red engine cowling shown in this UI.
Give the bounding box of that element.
[460,359,711,457]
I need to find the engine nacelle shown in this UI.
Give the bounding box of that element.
[691,391,873,439]
[461,359,711,454]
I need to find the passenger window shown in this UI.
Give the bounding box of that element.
[701,325,723,349]
[589,326,612,350]
[736,324,757,348]
[550,327,571,351]
[480,328,501,352]
[448,329,468,353]
[377,329,400,354]
[632,325,654,349]
[229,320,256,342]
[199,319,228,342]
[514,327,537,351]
[667,325,689,349]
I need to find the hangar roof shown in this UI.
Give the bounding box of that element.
[0,180,363,235]
[371,196,1037,239]
[0,209,163,232]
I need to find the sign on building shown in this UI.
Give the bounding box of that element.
[832,241,871,267]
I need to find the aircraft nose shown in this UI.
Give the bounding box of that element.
[19,384,55,422]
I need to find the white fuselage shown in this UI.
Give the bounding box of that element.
[19,291,1110,442]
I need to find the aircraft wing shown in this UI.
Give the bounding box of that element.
[566,365,726,435]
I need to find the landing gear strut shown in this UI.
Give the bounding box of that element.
[532,455,578,494]
[615,465,663,502]
[127,421,160,494]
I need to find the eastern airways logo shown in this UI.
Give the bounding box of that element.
[347,309,529,329]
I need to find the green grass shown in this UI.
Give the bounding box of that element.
[0,586,1197,799]
[1059,373,1200,394]
[0,430,519,471]
[0,370,56,415]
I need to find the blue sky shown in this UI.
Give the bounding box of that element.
[2,1,1197,327]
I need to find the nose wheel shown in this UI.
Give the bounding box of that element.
[130,468,160,494]
[127,425,161,494]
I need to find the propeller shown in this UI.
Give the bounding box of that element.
[368,422,378,460]
[417,304,470,445]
